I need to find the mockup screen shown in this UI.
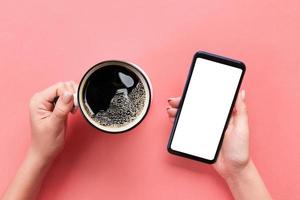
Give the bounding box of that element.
[171,58,243,160]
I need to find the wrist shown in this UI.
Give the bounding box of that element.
[223,159,272,200]
[27,147,54,169]
[224,159,254,184]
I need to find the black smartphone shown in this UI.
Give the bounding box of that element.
[167,51,246,164]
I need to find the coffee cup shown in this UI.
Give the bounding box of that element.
[72,60,152,133]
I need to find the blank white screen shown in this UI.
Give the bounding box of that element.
[171,58,242,161]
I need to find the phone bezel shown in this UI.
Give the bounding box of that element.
[167,51,246,164]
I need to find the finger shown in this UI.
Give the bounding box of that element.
[228,115,234,127]
[234,90,249,132]
[38,82,66,103]
[168,97,181,108]
[50,92,74,125]
[39,82,75,104]
[65,81,76,94]
[71,93,79,113]
[169,117,175,123]
[167,107,178,118]
[70,81,79,93]
[30,83,68,112]
[236,90,247,115]
[68,81,79,113]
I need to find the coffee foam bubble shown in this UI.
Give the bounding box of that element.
[84,81,146,128]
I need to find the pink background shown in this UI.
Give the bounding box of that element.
[0,0,299,199]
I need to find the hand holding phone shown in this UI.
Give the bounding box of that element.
[168,51,246,164]
[167,93,273,200]
[167,90,249,175]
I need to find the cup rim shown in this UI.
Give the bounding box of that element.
[77,60,152,134]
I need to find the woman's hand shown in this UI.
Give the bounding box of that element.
[167,90,272,200]
[167,90,250,178]
[29,81,78,163]
[2,81,78,200]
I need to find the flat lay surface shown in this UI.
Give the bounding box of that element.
[0,0,299,199]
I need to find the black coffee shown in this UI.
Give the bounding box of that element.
[82,65,147,128]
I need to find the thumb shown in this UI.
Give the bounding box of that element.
[51,92,74,125]
[235,90,249,132]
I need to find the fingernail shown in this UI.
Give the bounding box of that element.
[241,90,246,100]
[62,92,73,104]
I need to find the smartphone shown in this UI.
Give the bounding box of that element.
[167,51,246,164]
